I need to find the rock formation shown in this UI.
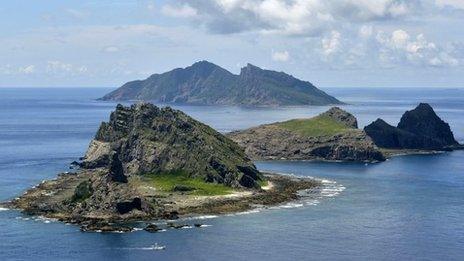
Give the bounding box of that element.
[228,107,385,162]
[82,103,262,188]
[364,103,460,150]
[99,61,342,106]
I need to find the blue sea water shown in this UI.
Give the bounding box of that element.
[0,87,463,261]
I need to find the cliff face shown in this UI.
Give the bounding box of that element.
[364,103,459,150]
[228,107,385,162]
[99,61,342,106]
[82,103,262,188]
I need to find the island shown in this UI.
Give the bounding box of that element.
[228,107,385,162]
[229,104,462,162]
[99,61,342,106]
[3,103,319,232]
[364,103,463,155]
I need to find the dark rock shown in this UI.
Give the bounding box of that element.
[398,103,459,147]
[116,198,142,214]
[70,161,80,166]
[99,61,342,106]
[162,211,179,220]
[108,152,127,183]
[365,104,459,150]
[172,185,195,192]
[167,222,188,229]
[144,224,162,233]
[80,222,133,233]
[194,223,202,228]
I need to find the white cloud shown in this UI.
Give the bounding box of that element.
[359,25,373,39]
[18,65,35,74]
[147,2,156,11]
[66,8,89,19]
[46,61,88,75]
[161,4,198,18]
[271,50,290,62]
[182,0,417,35]
[102,46,120,53]
[435,0,464,9]
[376,29,459,67]
[322,31,342,56]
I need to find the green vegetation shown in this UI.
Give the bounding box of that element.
[143,170,232,196]
[276,115,350,137]
[258,179,268,188]
[71,180,93,202]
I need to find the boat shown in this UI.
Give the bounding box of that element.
[151,243,166,251]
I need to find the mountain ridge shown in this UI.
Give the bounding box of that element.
[100,61,342,106]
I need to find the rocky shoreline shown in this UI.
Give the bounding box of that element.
[2,172,320,232]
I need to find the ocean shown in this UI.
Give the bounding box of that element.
[0,87,463,260]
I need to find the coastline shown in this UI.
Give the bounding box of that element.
[1,172,320,233]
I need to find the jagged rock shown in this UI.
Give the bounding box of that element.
[82,103,262,188]
[320,107,358,128]
[99,61,342,106]
[228,107,385,162]
[116,198,142,214]
[365,103,460,150]
[144,224,162,233]
[108,153,127,183]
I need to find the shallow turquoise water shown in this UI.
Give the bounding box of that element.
[0,87,463,260]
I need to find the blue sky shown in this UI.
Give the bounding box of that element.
[1,0,463,88]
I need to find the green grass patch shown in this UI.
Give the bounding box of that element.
[276,115,350,137]
[143,170,232,196]
[257,179,268,188]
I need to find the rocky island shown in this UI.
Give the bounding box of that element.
[364,103,462,155]
[99,61,342,106]
[228,107,385,162]
[3,103,319,232]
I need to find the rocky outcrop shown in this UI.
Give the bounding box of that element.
[82,103,262,188]
[99,61,342,106]
[320,107,358,128]
[364,103,460,150]
[228,108,385,162]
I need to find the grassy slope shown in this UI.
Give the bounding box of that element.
[276,115,350,137]
[143,170,232,196]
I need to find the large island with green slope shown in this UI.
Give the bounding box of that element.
[99,61,342,106]
[3,103,319,232]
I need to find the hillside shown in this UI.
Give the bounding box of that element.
[99,61,342,106]
[228,107,385,162]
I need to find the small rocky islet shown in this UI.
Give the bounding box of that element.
[3,103,319,232]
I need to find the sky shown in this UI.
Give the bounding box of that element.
[1,0,464,88]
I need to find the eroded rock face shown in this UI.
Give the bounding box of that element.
[82,103,261,188]
[228,108,385,162]
[320,107,358,128]
[364,103,459,150]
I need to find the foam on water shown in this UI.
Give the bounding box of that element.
[0,207,9,211]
